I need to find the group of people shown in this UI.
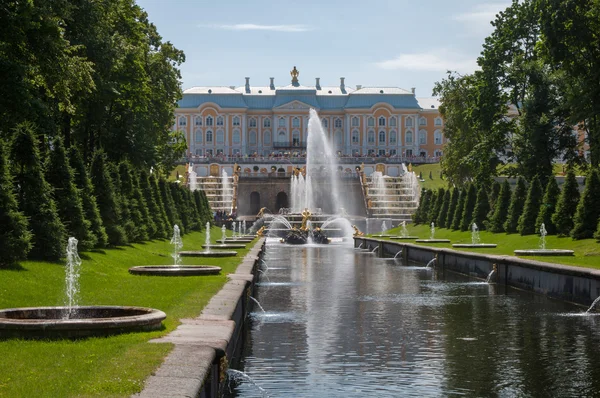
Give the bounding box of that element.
[213,210,235,222]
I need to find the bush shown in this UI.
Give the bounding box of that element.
[471,186,491,231]
[159,178,182,233]
[486,179,511,232]
[536,177,560,235]
[451,187,467,230]
[413,189,428,224]
[436,189,451,228]
[552,169,580,236]
[11,123,66,260]
[489,180,501,211]
[518,176,543,235]
[149,173,171,236]
[0,140,31,266]
[140,170,168,239]
[118,162,149,241]
[571,169,600,240]
[459,184,477,231]
[445,188,459,229]
[131,168,157,238]
[504,177,527,233]
[428,189,444,224]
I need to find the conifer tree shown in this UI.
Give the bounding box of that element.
[159,178,182,233]
[471,186,491,230]
[459,184,477,231]
[109,163,135,241]
[186,188,201,230]
[170,183,190,232]
[194,190,210,227]
[428,189,444,225]
[149,173,171,237]
[436,189,451,228]
[140,170,168,239]
[199,190,213,226]
[489,180,501,210]
[11,123,66,260]
[486,179,511,232]
[536,177,560,235]
[451,187,467,230]
[552,169,581,236]
[131,168,157,238]
[413,189,428,224]
[0,140,32,266]
[504,177,527,233]
[90,151,127,245]
[424,190,437,224]
[571,169,600,240]
[68,147,108,248]
[518,176,543,235]
[118,162,149,241]
[445,187,459,229]
[46,137,96,250]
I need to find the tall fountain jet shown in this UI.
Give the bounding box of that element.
[188,164,197,191]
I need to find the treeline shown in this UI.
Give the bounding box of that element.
[434,0,600,187]
[0,123,212,267]
[413,169,600,241]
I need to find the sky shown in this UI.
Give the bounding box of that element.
[136,0,510,97]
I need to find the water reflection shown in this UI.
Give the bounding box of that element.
[227,243,600,397]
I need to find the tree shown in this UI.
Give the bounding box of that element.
[504,177,527,233]
[46,137,96,250]
[413,189,428,224]
[571,169,600,240]
[149,172,171,236]
[486,179,512,232]
[118,162,149,242]
[518,176,543,235]
[451,187,467,230]
[536,177,560,235]
[472,186,491,230]
[445,188,460,229]
[11,123,66,260]
[489,181,501,211]
[436,189,451,228]
[158,178,181,233]
[140,170,168,239]
[0,139,31,266]
[552,169,580,236]
[90,151,127,245]
[170,183,190,232]
[193,190,211,227]
[427,189,444,225]
[459,184,477,231]
[68,146,108,247]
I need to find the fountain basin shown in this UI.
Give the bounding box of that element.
[128,265,222,276]
[453,244,498,248]
[224,239,254,243]
[0,305,166,339]
[391,236,419,240]
[514,249,574,256]
[415,239,451,243]
[374,235,393,238]
[179,251,237,258]
[202,244,246,249]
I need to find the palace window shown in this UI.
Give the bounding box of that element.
[419,130,427,144]
[352,130,359,144]
[351,116,359,127]
[292,117,300,128]
[263,118,271,128]
[195,149,202,156]
[195,116,202,126]
[368,117,375,127]
[233,116,240,126]
[278,117,286,128]
[378,116,386,127]
[264,131,271,145]
[378,149,386,156]
[390,131,397,144]
[178,116,187,127]
[405,117,413,127]
[206,116,213,126]
[249,131,257,145]
[368,149,376,156]
[406,149,413,156]
[216,116,224,126]
[292,131,300,146]
[216,130,224,144]
[249,118,257,128]
[389,117,397,127]
[419,117,427,126]
[368,130,375,144]
[322,119,328,128]
[435,150,443,157]
[435,117,442,126]
[434,130,443,145]
[206,149,213,157]
[379,131,386,144]
[405,130,413,144]
[206,130,213,143]
[390,149,397,156]
[278,131,286,143]
[335,131,343,145]
[195,129,202,143]
[334,118,342,128]
[232,130,241,144]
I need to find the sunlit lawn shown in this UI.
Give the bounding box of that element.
[0,227,255,397]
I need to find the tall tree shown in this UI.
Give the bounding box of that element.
[486,179,512,232]
[571,169,600,240]
[159,178,181,233]
[459,184,477,231]
[552,169,581,236]
[436,189,452,228]
[451,188,467,230]
[518,176,543,235]
[504,177,527,233]
[118,162,149,242]
[140,170,168,239]
[472,186,491,231]
[149,172,171,237]
[536,177,560,235]
[445,187,460,230]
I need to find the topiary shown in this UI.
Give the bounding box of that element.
[536,177,560,235]
[518,176,543,235]
[131,168,157,239]
[489,180,501,212]
[428,189,445,225]
[571,169,600,240]
[459,184,477,231]
[445,187,459,229]
[436,189,451,228]
[504,177,527,233]
[159,178,182,233]
[552,169,580,236]
[451,187,467,230]
[471,185,491,231]
[413,188,428,224]
[149,173,171,237]
[140,170,168,239]
[486,179,511,232]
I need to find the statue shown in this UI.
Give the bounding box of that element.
[257,207,267,218]
[290,66,299,85]
[300,208,311,231]
[352,225,364,237]
[256,226,266,237]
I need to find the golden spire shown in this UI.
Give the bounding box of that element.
[290,66,299,85]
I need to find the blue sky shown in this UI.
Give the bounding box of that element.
[137,0,510,97]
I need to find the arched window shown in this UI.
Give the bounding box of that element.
[351,116,359,127]
[195,129,202,143]
[232,130,241,144]
[278,131,286,143]
[368,117,375,127]
[263,118,271,128]
[322,118,328,128]
[335,131,343,146]
[216,116,224,126]
[434,130,443,145]
[249,118,257,128]
[249,130,257,145]
[435,150,443,157]
[206,116,213,126]
[292,130,300,146]
[419,130,427,144]
[405,117,413,127]
[292,117,300,128]
[419,117,427,126]
[334,118,342,128]
[352,130,359,144]
[179,116,187,126]
[233,116,240,126]
[390,131,397,144]
[263,131,271,145]
[278,117,286,128]
[368,130,375,144]
[378,116,386,127]
[195,116,202,126]
[206,130,213,143]
[389,117,397,127]
[405,130,413,144]
[435,117,443,126]
[195,148,202,156]
[216,130,224,144]
[379,131,386,144]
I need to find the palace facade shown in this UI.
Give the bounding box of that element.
[174,68,445,160]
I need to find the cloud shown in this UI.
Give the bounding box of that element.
[200,24,312,32]
[375,50,479,73]
[452,3,511,36]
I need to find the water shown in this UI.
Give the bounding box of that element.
[426,257,436,268]
[205,222,211,253]
[222,170,233,213]
[371,245,379,253]
[381,220,388,234]
[233,222,237,238]
[401,221,408,238]
[471,223,481,245]
[170,225,183,266]
[226,369,269,397]
[226,244,600,397]
[485,269,496,283]
[394,250,403,259]
[188,164,197,191]
[243,220,247,236]
[540,223,547,250]
[221,225,227,244]
[586,296,600,313]
[430,222,435,240]
[64,237,82,319]
[249,297,266,313]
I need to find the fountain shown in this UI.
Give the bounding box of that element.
[249,297,266,313]
[222,169,233,213]
[391,221,419,240]
[452,223,497,248]
[221,225,227,244]
[514,223,574,256]
[426,254,438,268]
[415,222,450,243]
[179,222,239,257]
[0,238,166,339]
[226,369,269,397]
[188,163,197,191]
[586,296,600,313]
[280,209,330,245]
[485,264,498,283]
[129,225,222,276]
[375,220,392,238]
[394,249,403,259]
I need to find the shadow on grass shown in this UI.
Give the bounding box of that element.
[0,262,27,272]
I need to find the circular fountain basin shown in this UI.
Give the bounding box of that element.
[453,244,497,248]
[224,239,254,243]
[415,239,451,243]
[202,244,246,249]
[179,250,237,258]
[390,236,419,240]
[514,249,574,256]
[128,265,221,276]
[0,305,166,339]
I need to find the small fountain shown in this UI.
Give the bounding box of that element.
[452,223,497,248]
[426,254,438,268]
[375,220,392,238]
[179,222,239,258]
[1,238,166,339]
[221,225,227,244]
[226,369,269,397]
[188,163,197,191]
[129,225,222,275]
[586,296,600,313]
[485,264,497,283]
[415,222,450,243]
[249,297,266,313]
[394,249,403,259]
[391,221,419,240]
[371,245,379,253]
[514,223,574,256]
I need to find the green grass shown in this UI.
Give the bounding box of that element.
[410,163,447,190]
[0,227,254,397]
[168,164,187,182]
[373,224,600,269]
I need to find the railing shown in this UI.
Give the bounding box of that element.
[181,155,441,165]
[272,142,307,149]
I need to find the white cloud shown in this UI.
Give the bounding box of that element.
[200,24,312,32]
[452,3,511,36]
[375,50,479,73]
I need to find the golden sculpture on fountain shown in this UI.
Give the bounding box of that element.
[300,208,312,231]
[352,225,364,237]
[256,226,266,237]
[256,207,267,217]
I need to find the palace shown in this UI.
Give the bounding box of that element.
[174,67,445,162]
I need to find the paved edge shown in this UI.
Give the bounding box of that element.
[133,238,265,398]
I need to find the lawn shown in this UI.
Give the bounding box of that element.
[0,227,254,397]
[375,224,600,269]
[410,163,447,190]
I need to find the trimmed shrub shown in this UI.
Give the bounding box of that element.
[571,169,600,240]
[149,173,171,236]
[518,176,543,235]
[132,169,157,238]
[413,189,428,224]
[68,147,108,248]
[451,187,467,230]
[436,189,451,228]
[118,162,149,241]
[459,184,477,231]
[46,137,96,250]
[504,177,527,233]
[536,177,560,235]
[170,183,191,232]
[198,190,213,227]
[471,186,491,230]
[486,179,511,233]
[428,189,445,225]
[158,178,182,233]
[445,188,459,229]
[552,169,580,236]
[489,180,501,210]
[140,170,168,239]
[0,140,31,266]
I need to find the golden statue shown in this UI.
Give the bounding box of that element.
[256,226,266,236]
[300,208,311,231]
[408,163,412,172]
[257,207,267,217]
[291,66,299,84]
[352,225,364,237]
